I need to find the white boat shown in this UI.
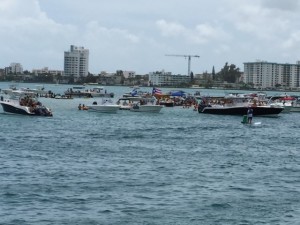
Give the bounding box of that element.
[116,96,142,110]
[116,96,163,112]
[26,85,48,95]
[268,96,294,113]
[130,102,163,113]
[2,85,49,97]
[64,86,114,98]
[130,96,163,113]
[269,102,292,113]
[291,100,300,112]
[1,84,18,95]
[0,90,53,116]
[87,99,120,113]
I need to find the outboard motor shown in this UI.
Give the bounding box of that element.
[198,104,206,113]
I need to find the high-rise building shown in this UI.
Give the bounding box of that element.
[244,61,300,89]
[5,63,23,74]
[64,45,89,78]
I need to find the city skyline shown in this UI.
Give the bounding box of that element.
[1,0,300,75]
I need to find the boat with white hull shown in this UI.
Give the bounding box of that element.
[87,99,120,113]
[130,103,163,113]
[116,96,163,113]
[0,90,53,116]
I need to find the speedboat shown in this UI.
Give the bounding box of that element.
[197,96,284,117]
[86,99,120,113]
[267,96,295,113]
[116,96,142,110]
[198,104,283,116]
[130,102,163,113]
[0,90,53,116]
[116,96,163,113]
[130,96,163,113]
[64,86,114,98]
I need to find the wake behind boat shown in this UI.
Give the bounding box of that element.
[0,90,53,116]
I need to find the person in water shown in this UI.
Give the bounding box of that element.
[78,104,82,110]
[247,107,253,124]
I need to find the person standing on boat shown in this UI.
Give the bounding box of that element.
[247,107,253,124]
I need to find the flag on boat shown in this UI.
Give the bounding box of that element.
[152,87,162,95]
[131,88,138,96]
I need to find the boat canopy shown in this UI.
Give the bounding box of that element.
[168,90,186,97]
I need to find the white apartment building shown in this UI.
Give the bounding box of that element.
[32,67,63,76]
[64,45,89,78]
[149,70,190,86]
[6,63,23,74]
[244,61,300,89]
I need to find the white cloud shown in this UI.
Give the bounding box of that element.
[262,0,300,12]
[282,31,300,49]
[85,21,140,44]
[156,20,230,45]
[156,20,186,37]
[1,0,300,74]
[0,0,77,69]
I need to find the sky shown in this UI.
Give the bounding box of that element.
[1,0,300,75]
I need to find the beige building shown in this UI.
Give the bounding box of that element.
[64,45,89,78]
[32,67,63,76]
[244,61,300,89]
[149,70,190,86]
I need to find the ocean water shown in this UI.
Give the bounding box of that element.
[0,83,299,225]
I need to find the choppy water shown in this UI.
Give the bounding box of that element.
[0,83,300,225]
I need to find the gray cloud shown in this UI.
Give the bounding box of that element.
[262,0,300,11]
[1,0,300,74]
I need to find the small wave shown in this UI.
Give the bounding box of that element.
[229,186,256,192]
[121,134,145,139]
[211,202,232,209]
[98,209,112,213]
[3,192,19,197]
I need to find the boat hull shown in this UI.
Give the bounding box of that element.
[198,105,283,116]
[290,106,300,112]
[130,105,163,113]
[159,102,174,107]
[1,102,33,115]
[88,105,120,113]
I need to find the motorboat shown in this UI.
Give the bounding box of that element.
[198,104,283,116]
[290,98,300,112]
[0,90,53,116]
[130,96,163,113]
[86,99,120,113]
[130,102,163,113]
[267,96,295,113]
[1,84,18,95]
[197,96,284,116]
[116,96,163,113]
[116,97,139,110]
[64,86,114,98]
